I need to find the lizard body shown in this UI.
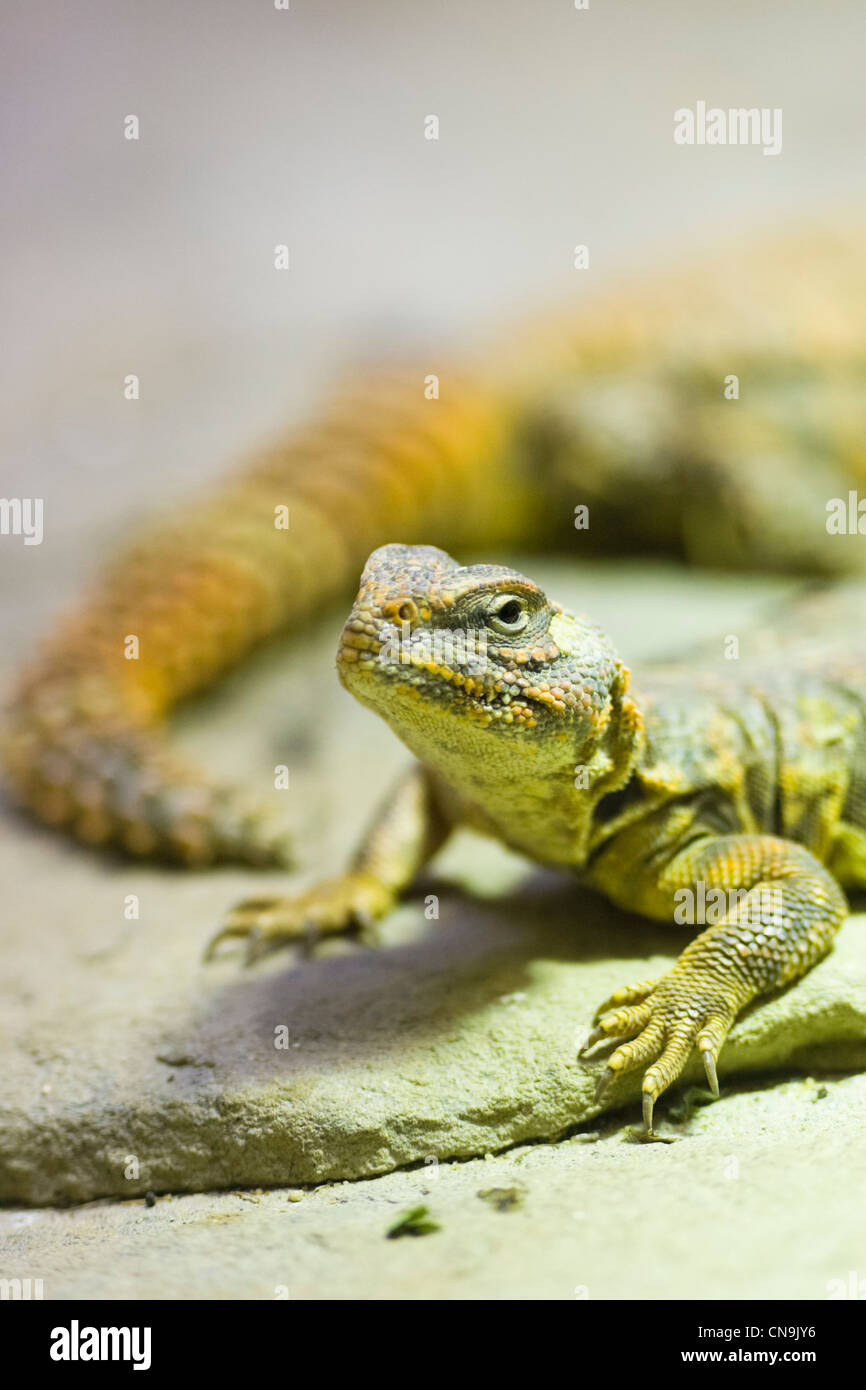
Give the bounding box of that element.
[4,223,866,867]
[212,546,866,1129]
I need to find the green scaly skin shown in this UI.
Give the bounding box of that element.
[211,545,866,1132]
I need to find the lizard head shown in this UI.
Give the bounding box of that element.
[337,544,642,793]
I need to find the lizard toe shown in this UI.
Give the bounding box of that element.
[591,978,658,1024]
[204,873,395,963]
[580,998,654,1054]
[636,985,737,1129]
[586,970,740,1130]
[696,1015,731,1097]
[600,1018,667,1087]
[202,923,246,961]
[639,1025,699,1133]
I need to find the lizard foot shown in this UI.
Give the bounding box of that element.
[204,871,394,965]
[579,970,738,1133]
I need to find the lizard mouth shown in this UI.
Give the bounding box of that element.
[337,615,502,713]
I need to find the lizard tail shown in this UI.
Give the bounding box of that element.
[1,371,543,864]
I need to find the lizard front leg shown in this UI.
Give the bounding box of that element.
[582,833,847,1132]
[205,763,452,964]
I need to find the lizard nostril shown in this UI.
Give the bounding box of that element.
[386,599,418,623]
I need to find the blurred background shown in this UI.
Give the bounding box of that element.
[2,0,866,638]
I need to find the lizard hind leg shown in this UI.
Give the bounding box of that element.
[583,833,848,1134]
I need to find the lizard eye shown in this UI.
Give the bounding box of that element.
[488,595,529,635]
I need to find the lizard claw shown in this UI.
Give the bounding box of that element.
[578,1024,608,1054]
[701,1048,720,1098]
[352,909,383,948]
[203,922,249,962]
[203,873,394,964]
[242,924,296,967]
[584,968,738,1131]
[593,1066,616,1104]
[242,927,266,966]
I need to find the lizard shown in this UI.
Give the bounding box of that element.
[208,543,865,1132]
[3,220,866,870]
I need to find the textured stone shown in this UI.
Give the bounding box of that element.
[3,863,866,1204]
[3,1071,866,1300]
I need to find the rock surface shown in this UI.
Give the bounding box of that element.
[3,1069,866,1299]
[3,893,866,1206]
